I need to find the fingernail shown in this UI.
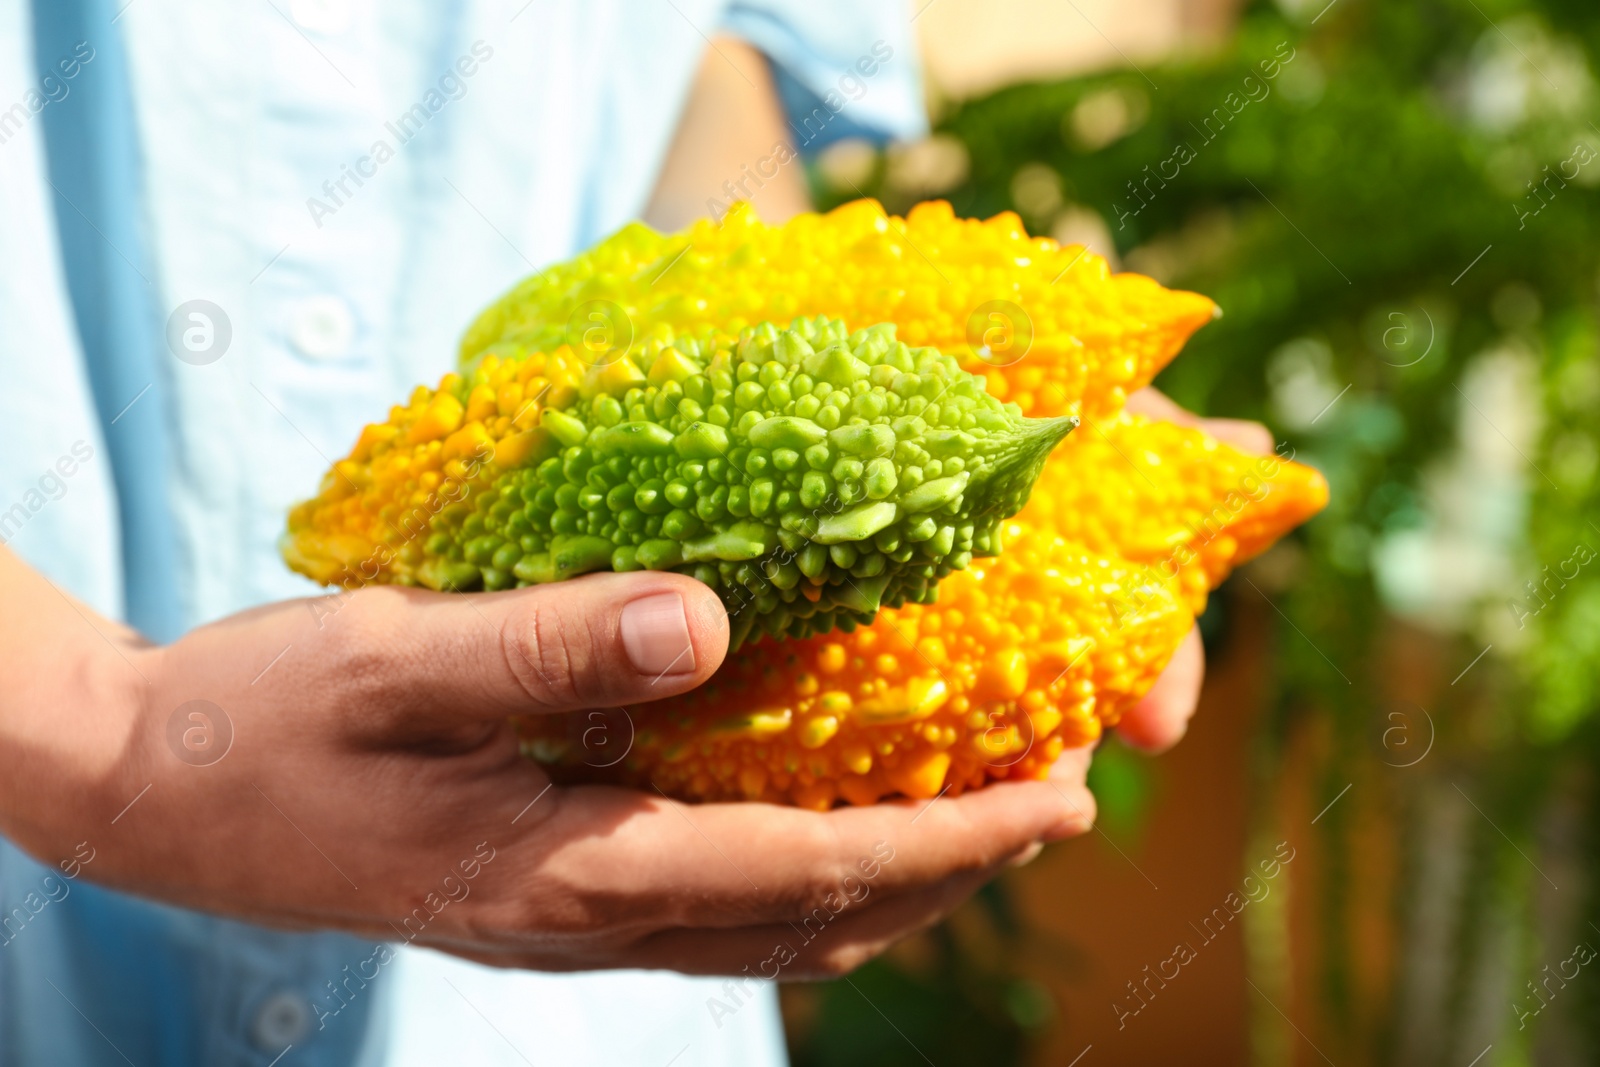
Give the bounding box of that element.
[1041,818,1086,844]
[1008,842,1045,868]
[1042,792,1095,842]
[620,593,696,677]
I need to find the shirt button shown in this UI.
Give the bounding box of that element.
[289,0,350,35]
[290,295,356,361]
[251,990,313,1050]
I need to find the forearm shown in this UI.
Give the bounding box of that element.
[0,546,145,852]
[643,36,811,231]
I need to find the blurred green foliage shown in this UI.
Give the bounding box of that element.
[791,0,1600,1062]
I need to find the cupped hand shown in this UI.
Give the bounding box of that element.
[1,563,1096,980]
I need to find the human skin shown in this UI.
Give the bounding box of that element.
[0,550,1099,978]
[0,39,1263,981]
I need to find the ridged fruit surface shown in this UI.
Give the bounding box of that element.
[283,317,1073,646]
[523,420,1327,808]
[282,199,1328,807]
[458,198,1217,421]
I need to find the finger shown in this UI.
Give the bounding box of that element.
[628,862,1006,979]
[1124,386,1274,455]
[1123,385,1199,426]
[1046,748,1099,828]
[1048,743,1094,785]
[1114,625,1203,753]
[700,772,1098,911]
[442,861,1008,979]
[1198,417,1275,456]
[314,571,730,722]
[485,773,1097,938]
[1007,841,1045,868]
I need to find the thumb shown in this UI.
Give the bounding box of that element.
[334,572,730,721]
[1124,386,1275,455]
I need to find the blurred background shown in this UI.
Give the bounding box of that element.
[778,0,1600,1063]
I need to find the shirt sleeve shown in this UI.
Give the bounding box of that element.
[718,0,928,152]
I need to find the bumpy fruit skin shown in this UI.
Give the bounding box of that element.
[282,197,1328,806]
[1020,414,1330,614]
[459,198,1216,421]
[507,202,1326,807]
[523,524,1192,808]
[283,316,1073,645]
[521,422,1327,808]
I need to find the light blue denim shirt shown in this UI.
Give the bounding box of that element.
[0,1,925,1063]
